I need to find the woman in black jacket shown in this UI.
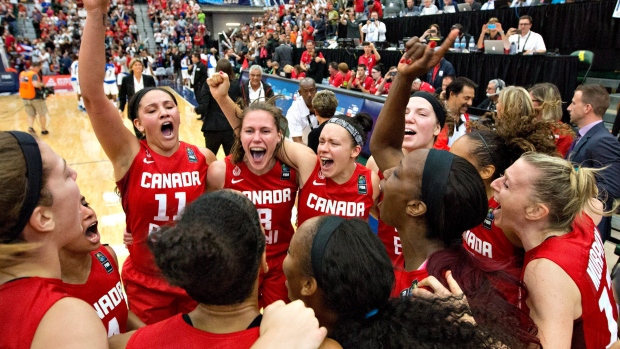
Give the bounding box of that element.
[119,58,157,139]
[195,59,241,155]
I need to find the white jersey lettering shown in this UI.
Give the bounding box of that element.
[242,189,292,205]
[587,229,605,291]
[306,193,365,217]
[463,230,493,258]
[140,171,201,189]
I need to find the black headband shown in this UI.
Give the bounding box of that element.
[421,149,454,236]
[311,216,345,285]
[412,91,446,129]
[4,131,43,243]
[328,117,364,148]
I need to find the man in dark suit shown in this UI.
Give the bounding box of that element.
[189,52,209,102]
[273,40,294,70]
[566,84,620,241]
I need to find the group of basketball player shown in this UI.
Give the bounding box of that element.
[1,0,619,346]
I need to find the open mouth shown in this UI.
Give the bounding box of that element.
[85,221,100,244]
[249,147,267,162]
[404,128,416,137]
[161,122,174,138]
[321,157,334,169]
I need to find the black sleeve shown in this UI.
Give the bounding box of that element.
[194,83,211,115]
[119,77,128,112]
[612,108,620,137]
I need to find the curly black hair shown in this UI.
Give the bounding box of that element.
[148,190,265,305]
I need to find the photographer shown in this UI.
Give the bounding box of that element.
[419,24,442,44]
[18,62,51,135]
[361,11,386,42]
[477,18,505,51]
[374,66,397,95]
[339,8,363,40]
[503,15,546,55]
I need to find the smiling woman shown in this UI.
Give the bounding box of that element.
[206,100,299,309]
[78,0,217,325]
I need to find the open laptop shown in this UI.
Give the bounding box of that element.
[457,3,471,11]
[484,40,504,55]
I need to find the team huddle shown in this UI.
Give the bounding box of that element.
[2,0,620,347]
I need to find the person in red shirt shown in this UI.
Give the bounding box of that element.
[300,40,325,72]
[80,5,217,325]
[207,101,299,309]
[358,41,381,73]
[60,197,145,336]
[302,20,314,47]
[0,131,108,349]
[327,61,343,88]
[491,153,618,348]
[348,64,374,93]
[108,191,268,349]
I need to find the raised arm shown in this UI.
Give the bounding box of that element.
[370,30,457,173]
[80,0,140,179]
[208,72,243,130]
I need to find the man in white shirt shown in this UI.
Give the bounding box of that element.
[510,0,532,7]
[361,11,386,42]
[241,65,274,106]
[480,0,494,10]
[503,15,546,54]
[420,0,438,15]
[444,77,476,146]
[286,78,319,144]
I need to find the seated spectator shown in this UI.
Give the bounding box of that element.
[300,40,325,72]
[451,24,473,47]
[419,24,442,44]
[369,64,384,95]
[383,0,405,18]
[477,18,505,50]
[410,78,436,94]
[338,62,351,88]
[510,0,532,7]
[481,0,495,10]
[403,0,419,15]
[348,64,374,93]
[442,0,460,13]
[327,62,344,88]
[504,15,546,54]
[420,0,438,15]
[426,58,455,92]
[374,66,396,95]
[464,0,482,10]
[291,64,306,79]
[477,78,504,112]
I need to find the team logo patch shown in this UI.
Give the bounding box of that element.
[94,252,114,274]
[318,170,325,179]
[233,166,241,176]
[358,175,367,195]
[281,164,291,180]
[399,279,420,298]
[186,147,198,163]
[482,207,494,230]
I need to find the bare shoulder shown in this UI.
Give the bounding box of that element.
[319,338,343,349]
[206,159,226,191]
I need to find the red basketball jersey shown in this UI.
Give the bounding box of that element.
[126,314,260,349]
[297,158,374,227]
[62,246,128,336]
[521,214,618,348]
[462,197,522,264]
[376,172,401,263]
[391,254,429,298]
[224,156,298,259]
[117,141,208,275]
[0,277,67,349]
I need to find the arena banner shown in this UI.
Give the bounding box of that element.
[197,0,253,6]
[43,75,73,91]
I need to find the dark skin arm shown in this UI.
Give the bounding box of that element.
[369,30,458,173]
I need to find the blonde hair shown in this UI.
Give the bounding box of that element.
[488,17,499,24]
[529,83,563,121]
[521,152,608,232]
[129,58,143,71]
[312,90,338,119]
[498,86,535,120]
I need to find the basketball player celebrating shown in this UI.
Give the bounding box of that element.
[60,197,145,336]
[208,73,380,226]
[80,0,217,324]
[207,101,299,308]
